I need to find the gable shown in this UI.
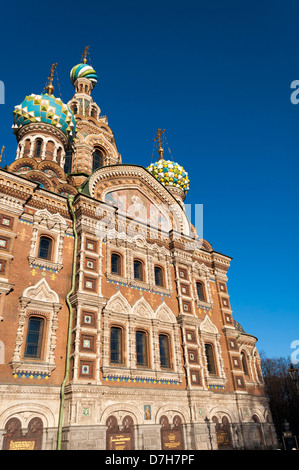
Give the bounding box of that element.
[87,164,190,235]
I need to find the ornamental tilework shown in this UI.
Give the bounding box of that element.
[13,94,76,140]
[104,375,181,386]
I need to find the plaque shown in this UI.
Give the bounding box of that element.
[161,429,183,450]
[160,414,184,450]
[9,439,37,450]
[2,417,43,450]
[108,432,133,450]
[106,415,134,450]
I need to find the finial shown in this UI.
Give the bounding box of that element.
[154,129,165,160]
[0,146,5,166]
[46,63,58,96]
[82,46,90,64]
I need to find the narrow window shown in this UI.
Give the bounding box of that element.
[35,139,42,158]
[38,236,52,260]
[134,260,143,281]
[196,282,205,301]
[64,148,73,174]
[154,266,163,287]
[136,331,148,366]
[205,343,216,375]
[111,253,121,275]
[25,317,44,358]
[159,334,170,369]
[91,107,97,119]
[110,327,122,364]
[92,149,103,172]
[241,352,249,376]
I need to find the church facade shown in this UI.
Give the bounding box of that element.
[0,53,277,450]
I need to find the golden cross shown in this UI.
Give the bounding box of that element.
[46,63,58,95]
[154,129,165,159]
[0,146,5,165]
[82,46,90,64]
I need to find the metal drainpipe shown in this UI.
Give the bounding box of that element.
[57,195,78,450]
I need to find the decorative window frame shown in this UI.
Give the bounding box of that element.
[199,315,227,388]
[10,278,62,377]
[101,291,184,384]
[28,209,68,272]
[191,261,213,308]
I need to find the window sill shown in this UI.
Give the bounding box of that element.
[102,366,183,384]
[28,255,63,273]
[10,360,56,377]
[196,299,213,309]
[106,273,171,296]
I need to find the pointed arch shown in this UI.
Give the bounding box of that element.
[131,297,154,319]
[22,278,59,305]
[199,315,218,335]
[155,302,176,323]
[105,291,131,316]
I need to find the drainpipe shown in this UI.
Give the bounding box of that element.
[57,195,78,450]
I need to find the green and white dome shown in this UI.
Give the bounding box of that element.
[13,93,76,140]
[70,63,98,89]
[147,159,190,193]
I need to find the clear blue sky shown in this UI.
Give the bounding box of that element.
[1,0,298,360]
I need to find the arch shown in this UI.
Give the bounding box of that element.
[0,403,55,429]
[155,405,189,425]
[154,302,176,323]
[131,297,154,319]
[38,160,65,180]
[207,406,238,424]
[8,157,38,173]
[22,278,60,305]
[105,291,131,316]
[199,315,218,335]
[88,168,190,235]
[100,403,142,425]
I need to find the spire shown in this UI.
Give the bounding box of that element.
[154,129,165,160]
[46,63,58,96]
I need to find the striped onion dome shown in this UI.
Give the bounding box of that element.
[70,63,98,89]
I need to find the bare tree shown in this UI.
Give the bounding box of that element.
[260,352,299,443]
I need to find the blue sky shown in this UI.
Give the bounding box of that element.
[1,0,298,359]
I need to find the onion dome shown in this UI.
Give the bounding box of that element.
[70,63,98,89]
[147,159,190,193]
[12,93,76,140]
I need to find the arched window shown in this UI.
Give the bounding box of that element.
[241,352,249,376]
[24,316,44,358]
[205,343,216,375]
[38,236,52,260]
[92,149,104,172]
[134,260,143,281]
[154,266,164,287]
[136,330,148,367]
[159,334,171,369]
[35,139,42,158]
[196,282,205,301]
[111,253,121,275]
[110,327,122,364]
[64,148,73,174]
